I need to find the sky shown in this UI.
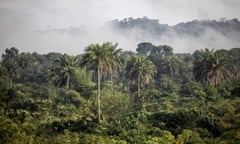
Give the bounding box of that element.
[0,0,240,54]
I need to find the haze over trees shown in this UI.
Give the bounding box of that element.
[27,17,240,55]
[108,17,240,38]
[105,17,240,53]
[0,40,240,143]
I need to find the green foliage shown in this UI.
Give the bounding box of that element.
[79,134,126,144]
[217,128,240,144]
[146,130,176,144]
[125,55,156,110]
[101,85,130,121]
[49,54,79,89]
[0,117,36,144]
[136,42,173,57]
[80,42,122,122]
[0,46,239,143]
[193,48,231,86]
[71,68,95,97]
[176,129,204,144]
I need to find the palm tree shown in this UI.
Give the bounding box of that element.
[81,42,120,122]
[125,55,156,109]
[106,43,122,97]
[49,54,79,89]
[160,55,184,77]
[193,48,230,86]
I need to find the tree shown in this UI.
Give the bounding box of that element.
[1,47,20,87]
[136,42,155,56]
[125,55,156,109]
[136,42,173,57]
[106,43,122,97]
[49,54,79,89]
[228,48,240,79]
[81,42,120,122]
[193,48,230,86]
[2,47,19,60]
[160,56,185,77]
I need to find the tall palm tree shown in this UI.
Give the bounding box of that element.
[125,55,156,109]
[193,48,230,86]
[81,42,120,122]
[50,54,79,89]
[106,43,122,97]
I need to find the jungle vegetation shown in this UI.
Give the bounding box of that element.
[0,42,240,144]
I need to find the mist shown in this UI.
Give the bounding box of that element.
[1,0,240,55]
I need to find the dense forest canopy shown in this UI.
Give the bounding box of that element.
[0,42,240,143]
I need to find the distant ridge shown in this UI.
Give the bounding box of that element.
[107,17,240,37]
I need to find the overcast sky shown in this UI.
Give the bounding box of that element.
[0,0,240,54]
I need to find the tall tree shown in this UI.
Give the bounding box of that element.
[81,42,120,122]
[106,43,122,97]
[193,48,230,86]
[49,54,79,89]
[125,55,156,109]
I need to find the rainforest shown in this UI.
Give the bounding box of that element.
[0,42,240,144]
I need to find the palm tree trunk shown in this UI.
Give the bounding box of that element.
[138,76,140,98]
[137,75,141,109]
[97,66,101,122]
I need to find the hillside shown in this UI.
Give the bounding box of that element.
[105,17,240,52]
[108,17,240,37]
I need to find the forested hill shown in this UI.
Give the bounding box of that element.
[108,17,240,37]
[106,17,240,52]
